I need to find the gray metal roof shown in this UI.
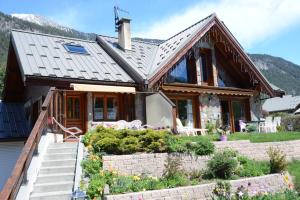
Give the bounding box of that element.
[98,14,215,80]
[263,95,300,113]
[0,102,30,139]
[11,30,134,83]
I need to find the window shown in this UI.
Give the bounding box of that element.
[199,49,212,84]
[64,43,88,54]
[93,95,118,121]
[166,58,189,83]
[67,97,81,119]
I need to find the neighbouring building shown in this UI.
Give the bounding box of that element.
[2,13,284,137]
[263,95,300,115]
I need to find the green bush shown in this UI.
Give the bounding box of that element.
[282,115,300,131]
[83,127,170,155]
[86,174,106,199]
[212,181,231,199]
[246,123,257,132]
[81,156,102,177]
[194,139,215,155]
[206,121,216,135]
[207,149,239,179]
[118,136,140,154]
[236,156,269,177]
[94,137,121,154]
[268,147,288,173]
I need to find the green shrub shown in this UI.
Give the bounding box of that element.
[94,137,121,154]
[109,176,134,194]
[268,147,288,173]
[206,121,216,135]
[246,123,257,132]
[282,115,300,131]
[138,130,168,152]
[236,156,269,177]
[208,149,239,179]
[212,181,231,199]
[118,136,140,154]
[163,156,184,179]
[194,139,215,155]
[81,157,102,177]
[86,174,106,199]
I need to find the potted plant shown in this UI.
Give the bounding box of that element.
[217,125,231,141]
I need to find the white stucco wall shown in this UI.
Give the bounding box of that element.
[146,93,173,128]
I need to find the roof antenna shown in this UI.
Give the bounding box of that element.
[114,6,130,32]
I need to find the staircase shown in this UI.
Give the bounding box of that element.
[30,142,78,200]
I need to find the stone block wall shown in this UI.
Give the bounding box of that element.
[213,140,300,161]
[199,94,221,129]
[103,153,210,177]
[104,174,289,200]
[103,140,300,177]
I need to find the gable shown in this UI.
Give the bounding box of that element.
[147,14,281,97]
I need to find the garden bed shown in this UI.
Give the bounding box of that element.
[104,174,293,200]
[81,126,300,199]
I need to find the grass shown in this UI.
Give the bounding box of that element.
[288,160,300,191]
[178,132,300,143]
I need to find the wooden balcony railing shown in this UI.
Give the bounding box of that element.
[0,87,56,200]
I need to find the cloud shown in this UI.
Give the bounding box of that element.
[135,0,300,48]
[49,7,81,29]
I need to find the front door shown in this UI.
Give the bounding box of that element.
[66,93,86,134]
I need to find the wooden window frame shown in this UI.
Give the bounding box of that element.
[66,95,82,120]
[168,95,199,128]
[93,93,119,121]
[219,96,251,132]
[199,48,213,86]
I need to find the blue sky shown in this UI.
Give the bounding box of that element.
[1,0,300,65]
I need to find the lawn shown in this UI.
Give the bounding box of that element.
[288,160,300,191]
[178,132,300,143]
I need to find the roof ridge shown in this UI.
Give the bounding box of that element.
[11,29,96,43]
[98,34,160,46]
[160,13,216,44]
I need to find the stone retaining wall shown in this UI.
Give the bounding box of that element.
[103,153,210,177]
[214,140,300,161]
[104,174,289,200]
[103,140,300,177]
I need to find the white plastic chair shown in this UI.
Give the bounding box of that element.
[176,118,207,136]
[273,117,281,127]
[239,120,247,132]
[259,117,277,133]
[52,117,82,140]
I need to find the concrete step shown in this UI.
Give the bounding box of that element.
[32,181,73,193]
[35,173,75,184]
[42,159,76,167]
[30,191,72,200]
[39,166,75,175]
[48,142,78,149]
[47,147,77,154]
[44,153,77,160]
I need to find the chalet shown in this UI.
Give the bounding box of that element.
[2,13,284,138]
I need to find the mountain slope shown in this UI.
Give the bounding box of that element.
[0,11,299,96]
[249,54,300,96]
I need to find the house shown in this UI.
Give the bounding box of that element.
[263,95,300,115]
[2,13,284,137]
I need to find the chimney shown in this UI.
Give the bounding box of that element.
[118,18,131,50]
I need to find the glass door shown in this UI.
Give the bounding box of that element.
[232,101,246,132]
[220,100,230,128]
[172,98,194,127]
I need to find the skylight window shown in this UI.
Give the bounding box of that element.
[64,43,88,54]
